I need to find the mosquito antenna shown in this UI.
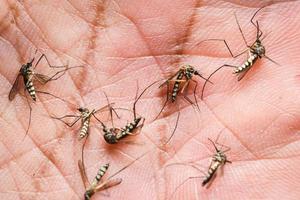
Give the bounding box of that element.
[234,13,249,48]
[28,49,38,64]
[260,31,270,42]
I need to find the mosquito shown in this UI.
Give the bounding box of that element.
[201,6,279,99]
[201,137,232,186]
[99,81,158,144]
[78,149,152,200]
[51,104,116,140]
[167,135,231,198]
[157,65,211,118]
[8,50,80,136]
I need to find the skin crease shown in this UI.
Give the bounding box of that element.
[0,0,300,199]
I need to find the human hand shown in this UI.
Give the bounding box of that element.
[1,1,300,200]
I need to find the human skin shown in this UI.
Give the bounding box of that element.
[1,0,300,200]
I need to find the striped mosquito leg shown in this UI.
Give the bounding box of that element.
[79,119,90,139]
[26,80,37,101]
[91,163,110,186]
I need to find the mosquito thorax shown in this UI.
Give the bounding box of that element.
[252,40,265,57]
[215,151,227,164]
[184,65,196,79]
[20,64,31,75]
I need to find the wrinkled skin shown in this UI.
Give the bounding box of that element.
[1,0,300,200]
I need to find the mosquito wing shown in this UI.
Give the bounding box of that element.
[159,69,182,88]
[9,73,22,101]
[95,178,122,192]
[34,73,51,84]
[78,160,90,189]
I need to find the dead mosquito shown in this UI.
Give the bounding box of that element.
[99,81,158,144]
[51,103,116,140]
[201,137,231,186]
[157,65,211,117]
[154,65,210,144]
[201,6,279,99]
[166,134,231,198]
[78,149,151,200]
[8,50,81,136]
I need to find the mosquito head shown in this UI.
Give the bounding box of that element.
[84,189,94,200]
[78,107,89,113]
[104,131,118,144]
[134,116,142,125]
[252,40,265,57]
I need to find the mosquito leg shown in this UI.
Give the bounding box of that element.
[103,92,119,127]
[234,13,250,48]
[163,111,180,145]
[34,54,68,70]
[182,86,197,108]
[91,113,104,125]
[170,176,204,199]
[201,64,237,99]
[250,7,265,38]
[195,39,247,58]
[51,114,80,120]
[34,54,82,83]
[207,138,219,152]
[35,90,69,104]
[133,80,159,120]
[51,115,81,127]
[155,81,170,120]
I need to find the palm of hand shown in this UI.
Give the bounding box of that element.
[1,1,300,200]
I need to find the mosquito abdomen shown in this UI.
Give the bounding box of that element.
[171,72,184,102]
[94,163,109,183]
[234,53,259,74]
[79,119,90,139]
[25,80,37,101]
